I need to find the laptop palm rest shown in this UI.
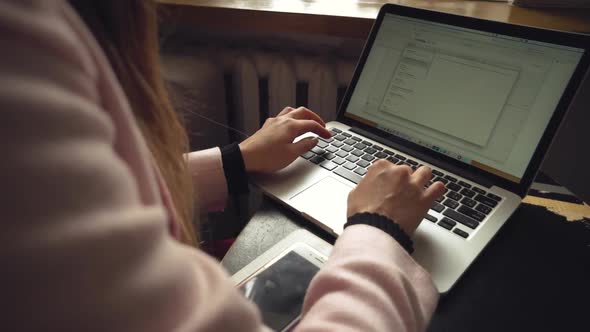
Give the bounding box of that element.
[290,176,352,234]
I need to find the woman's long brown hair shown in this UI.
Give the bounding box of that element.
[69,0,197,246]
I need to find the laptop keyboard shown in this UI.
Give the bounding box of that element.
[301,128,503,239]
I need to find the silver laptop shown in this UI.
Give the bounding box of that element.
[253,4,590,293]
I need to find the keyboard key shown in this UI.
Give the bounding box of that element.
[460,188,476,198]
[444,175,457,182]
[301,151,314,159]
[334,135,347,141]
[320,160,337,171]
[475,204,492,215]
[395,154,406,160]
[434,177,449,184]
[317,140,328,148]
[373,145,383,151]
[364,147,378,155]
[461,197,477,208]
[472,187,486,195]
[425,214,438,222]
[335,150,348,158]
[406,159,418,166]
[323,153,336,160]
[341,145,354,152]
[431,202,445,212]
[441,217,457,227]
[354,143,367,150]
[343,139,356,146]
[438,219,455,230]
[331,141,344,148]
[346,155,359,163]
[487,193,502,201]
[343,161,357,170]
[354,167,368,176]
[326,146,338,153]
[311,147,324,155]
[319,136,334,143]
[435,195,444,203]
[447,191,462,201]
[443,198,459,209]
[357,160,370,168]
[453,228,469,238]
[443,209,479,229]
[342,132,352,137]
[458,205,485,222]
[474,194,498,208]
[383,150,394,156]
[458,181,471,188]
[374,152,388,159]
[351,136,362,142]
[447,182,461,192]
[432,169,444,177]
[331,128,342,133]
[310,155,325,164]
[387,157,400,164]
[362,140,373,147]
[351,149,364,157]
[361,154,376,162]
[332,157,346,165]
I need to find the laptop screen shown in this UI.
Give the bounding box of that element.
[343,13,584,183]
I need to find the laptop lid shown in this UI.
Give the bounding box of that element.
[337,4,590,197]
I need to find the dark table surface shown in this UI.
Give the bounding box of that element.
[222,197,590,332]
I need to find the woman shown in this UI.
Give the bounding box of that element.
[0,1,444,331]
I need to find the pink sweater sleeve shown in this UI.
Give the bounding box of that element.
[0,1,437,331]
[297,225,439,332]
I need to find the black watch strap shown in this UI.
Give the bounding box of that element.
[344,212,414,254]
[220,142,249,196]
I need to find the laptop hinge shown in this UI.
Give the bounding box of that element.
[349,127,494,188]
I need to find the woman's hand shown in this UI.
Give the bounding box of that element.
[347,160,446,236]
[239,106,331,174]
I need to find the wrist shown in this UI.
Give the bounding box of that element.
[344,212,414,254]
[238,142,255,173]
[220,143,249,195]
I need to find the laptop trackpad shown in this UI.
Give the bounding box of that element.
[290,176,352,234]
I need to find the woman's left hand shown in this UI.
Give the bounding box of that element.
[239,106,332,174]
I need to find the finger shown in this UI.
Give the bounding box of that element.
[289,136,319,155]
[393,164,413,179]
[286,107,326,127]
[289,119,331,139]
[370,159,390,171]
[277,106,295,117]
[411,166,432,188]
[366,159,391,176]
[423,181,446,202]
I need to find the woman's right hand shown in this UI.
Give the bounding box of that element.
[347,160,446,237]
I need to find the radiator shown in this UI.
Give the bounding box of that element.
[163,49,357,147]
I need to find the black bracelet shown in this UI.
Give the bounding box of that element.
[220,142,250,196]
[344,212,414,254]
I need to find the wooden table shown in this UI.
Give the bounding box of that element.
[158,0,590,39]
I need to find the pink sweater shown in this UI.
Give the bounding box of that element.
[0,1,438,331]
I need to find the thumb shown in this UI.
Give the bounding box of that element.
[290,137,319,156]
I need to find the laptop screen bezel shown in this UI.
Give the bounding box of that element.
[337,3,590,197]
